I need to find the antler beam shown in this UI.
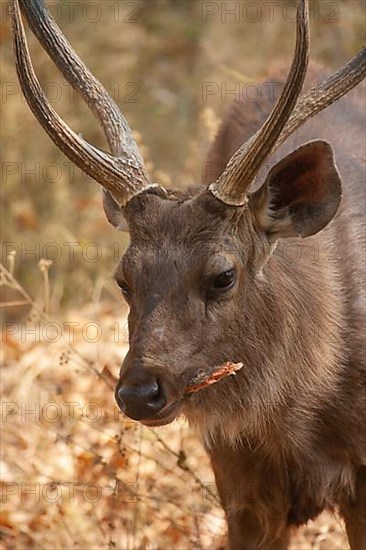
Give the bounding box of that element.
[10,0,161,207]
[209,0,310,206]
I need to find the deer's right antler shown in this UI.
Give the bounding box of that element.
[10,0,162,207]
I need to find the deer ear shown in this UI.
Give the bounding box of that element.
[249,140,342,240]
[102,190,129,232]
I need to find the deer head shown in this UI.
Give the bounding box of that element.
[10,0,366,428]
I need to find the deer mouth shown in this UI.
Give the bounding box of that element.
[139,361,243,426]
[140,400,183,427]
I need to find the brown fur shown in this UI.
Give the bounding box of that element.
[113,65,366,549]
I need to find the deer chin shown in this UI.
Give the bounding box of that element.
[139,400,183,427]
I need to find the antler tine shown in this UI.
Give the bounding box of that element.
[10,0,160,207]
[19,0,135,160]
[274,47,366,152]
[209,0,310,206]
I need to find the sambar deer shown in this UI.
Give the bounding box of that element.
[10,0,366,547]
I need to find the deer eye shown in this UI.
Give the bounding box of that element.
[117,279,131,299]
[207,269,236,297]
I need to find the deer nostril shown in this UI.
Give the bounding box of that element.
[150,379,164,401]
[115,377,167,421]
[148,379,159,399]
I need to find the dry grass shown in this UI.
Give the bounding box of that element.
[1,0,365,547]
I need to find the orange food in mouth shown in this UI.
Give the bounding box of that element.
[185,362,243,394]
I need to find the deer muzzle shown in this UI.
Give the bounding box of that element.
[114,355,186,425]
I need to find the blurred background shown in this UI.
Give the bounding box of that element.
[1,1,365,548]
